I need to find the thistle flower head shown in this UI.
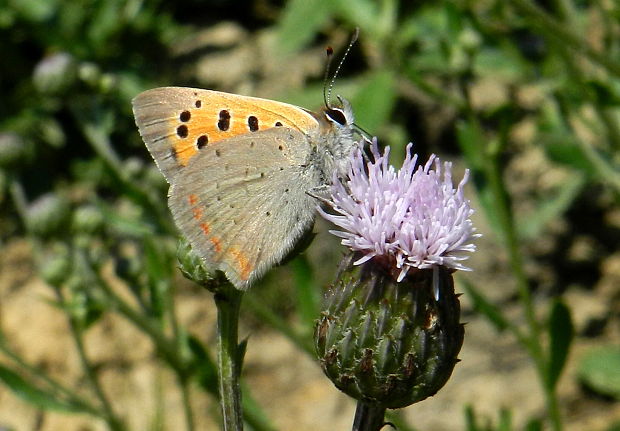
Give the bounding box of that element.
[319,138,479,286]
[315,139,474,409]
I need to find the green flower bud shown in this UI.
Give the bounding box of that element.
[315,253,464,409]
[33,52,77,94]
[459,28,482,53]
[123,157,144,180]
[177,237,222,290]
[26,193,71,237]
[72,205,104,235]
[0,132,27,169]
[78,62,101,86]
[39,243,72,287]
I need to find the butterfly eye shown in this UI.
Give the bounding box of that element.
[325,108,347,126]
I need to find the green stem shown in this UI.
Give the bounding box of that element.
[178,375,195,431]
[352,402,386,431]
[54,286,125,431]
[95,273,189,372]
[167,288,195,431]
[214,284,244,431]
[0,335,104,417]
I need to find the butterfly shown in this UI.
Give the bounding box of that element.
[132,87,359,289]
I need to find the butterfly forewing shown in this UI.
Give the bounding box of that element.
[168,127,320,289]
[132,87,320,183]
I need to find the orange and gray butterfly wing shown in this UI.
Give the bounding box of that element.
[132,87,320,183]
[169,127,321,289]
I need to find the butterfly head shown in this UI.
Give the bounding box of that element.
[324,95,354,129]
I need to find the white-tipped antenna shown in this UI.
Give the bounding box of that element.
[322,46,335,109]
[323,27,360,109]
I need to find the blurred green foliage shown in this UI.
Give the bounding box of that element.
[1,0,620,430]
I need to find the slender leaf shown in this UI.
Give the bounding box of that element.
[464,405,480,431]
[498,408,512,431]
[606,421,620,431]
[187,335,218,395]
[546,300,573,390]
[524,418,543,431]
[456,121,505,244]
[0,365,84,413]
[462,280,509,332]
[517,173,585,240]
[291,255,320,330]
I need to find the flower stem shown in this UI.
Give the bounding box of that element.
[215,283,245,431]
[352,402,386,431]
[54,285,125,431]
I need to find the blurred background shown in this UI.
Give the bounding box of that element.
[1,0,619,430]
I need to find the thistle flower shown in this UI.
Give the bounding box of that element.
[318,138,479,299]
[315,139,478,415]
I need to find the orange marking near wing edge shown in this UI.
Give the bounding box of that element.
[210,237,222,253]
[188,194,198,205]
[229,248,253,281]
[200,222,209,235]
[193,207,203,220]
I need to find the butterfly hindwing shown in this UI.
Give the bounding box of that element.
[169,127,320,289]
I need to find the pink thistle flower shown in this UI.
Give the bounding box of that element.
[319,138,479,298]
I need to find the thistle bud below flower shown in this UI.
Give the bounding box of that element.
[315,253,464,408]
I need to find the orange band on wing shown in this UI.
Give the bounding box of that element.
[210,237,222,253]
[229,248,253,281]
[167,92,319,167]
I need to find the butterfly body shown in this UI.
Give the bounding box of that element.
[132,87,357,289]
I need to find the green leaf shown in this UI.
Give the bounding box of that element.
[237,338,248,372]
[456,121,506,245]
[462,280,509,333]
[517,173,585,240]
[464,405,480,431]
[144,236,173,283]
[333,0,379,35]
[497,408,512,431]
[350,70,397,133]
[8,0,56,22]
[585,79,620,106]
[0,365,83,413]
[546,300,573,390]
[291,256,319,330]
[578,345,620,399]
[144,236,173,318]
[524,418,543,431]
[276,0,333,55]
[543,139,597,175]
[98,202,154,237]
[187,335,218,395]
[606,421,620,431]
[474,46,529,83]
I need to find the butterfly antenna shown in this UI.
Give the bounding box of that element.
[323,46,335,108]
[325,27,360,108]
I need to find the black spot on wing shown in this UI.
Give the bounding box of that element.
[218,110,230,131]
